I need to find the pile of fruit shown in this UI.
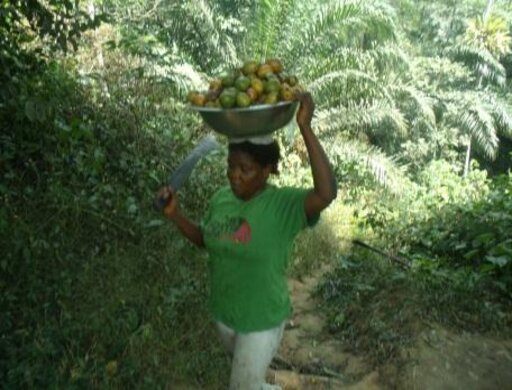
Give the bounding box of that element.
[187,58,302,109]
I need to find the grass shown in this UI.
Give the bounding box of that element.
[290,199,357,279]
[316,247,512,369]
[1,209,230,389]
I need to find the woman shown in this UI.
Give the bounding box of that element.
[157,92,337,389]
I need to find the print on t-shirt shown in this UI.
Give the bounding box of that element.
[206,216,252,244]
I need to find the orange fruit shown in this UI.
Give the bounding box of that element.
[246,87,259,102]
[190,93,206,106]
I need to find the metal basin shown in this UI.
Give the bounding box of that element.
[190,101,299,138]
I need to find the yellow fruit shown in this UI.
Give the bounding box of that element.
[263,92,279,104]
[209,78,222,90]
[280,86,295,101]
[187,58,300,108]
[257,63,273,78]
[250,77,264,95]
[242,60,259,76]
[236,92,251,108]
[266,58,283,73]
[190,93,206,106]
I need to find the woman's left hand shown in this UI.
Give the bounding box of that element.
[295,92,315,129]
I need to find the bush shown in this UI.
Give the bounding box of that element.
[0,57,229,387]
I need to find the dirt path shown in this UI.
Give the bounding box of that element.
[269,264,512,390]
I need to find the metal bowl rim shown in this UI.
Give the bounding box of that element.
[189,100,298,113]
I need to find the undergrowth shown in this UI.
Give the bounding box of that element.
[316,250,512,368]
[0,59,230,388]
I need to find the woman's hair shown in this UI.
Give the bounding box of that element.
[228,140,281,174]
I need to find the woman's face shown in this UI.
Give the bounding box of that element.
[227,150,271,200]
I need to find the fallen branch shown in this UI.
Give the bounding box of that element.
[271,356,346,381]
[352,239,410,269]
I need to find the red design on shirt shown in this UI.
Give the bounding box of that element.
[232,221,251,243]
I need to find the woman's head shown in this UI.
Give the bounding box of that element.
[227,139,280,200]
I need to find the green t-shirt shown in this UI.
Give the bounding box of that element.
[202,184,318,333]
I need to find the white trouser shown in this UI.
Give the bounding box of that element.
[216,321,285,390]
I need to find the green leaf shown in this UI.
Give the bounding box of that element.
[472,232,495,246]
[485,255,510,267]
[463,249,480,260]
[24,100,36,122]
[145,220,165,228]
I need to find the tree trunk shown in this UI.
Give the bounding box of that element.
[463,138,472,177]
[483,0,494,22]
[88,1,110,97]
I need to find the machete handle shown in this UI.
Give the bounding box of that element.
[153,196,167,211]
[153,186,174,212]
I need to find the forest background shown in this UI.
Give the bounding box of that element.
[1,0,511,388]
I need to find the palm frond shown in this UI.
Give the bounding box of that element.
[464,15,512,58]
[282,1,361,62]
[448,43,506,86]
[487,97,512,138]
[325,138,409,192]
[302,44,409,82]
[458,103,499,159]
[314,101,408,138]
[308,69,394,106]
[187,0,240,67]
[369,44,410,74]
[357,1,398,46]
[392,85,436,125]
[167,63,207,94]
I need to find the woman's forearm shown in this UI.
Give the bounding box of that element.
[169,211,205,248]
[300,124,337,204]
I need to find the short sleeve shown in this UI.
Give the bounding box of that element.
[273,187,320,240]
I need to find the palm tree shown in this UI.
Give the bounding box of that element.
[235,0,432,189]
[452,4,512,176]
[103,0,488,190]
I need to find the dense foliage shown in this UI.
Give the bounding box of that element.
[1,0,511,387]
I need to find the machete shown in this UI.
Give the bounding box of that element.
[154,133,219,210]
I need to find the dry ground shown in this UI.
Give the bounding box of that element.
[269,265,512,390]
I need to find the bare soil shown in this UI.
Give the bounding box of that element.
[269,265,512,390]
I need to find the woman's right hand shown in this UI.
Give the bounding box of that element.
[156,185,178,219]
